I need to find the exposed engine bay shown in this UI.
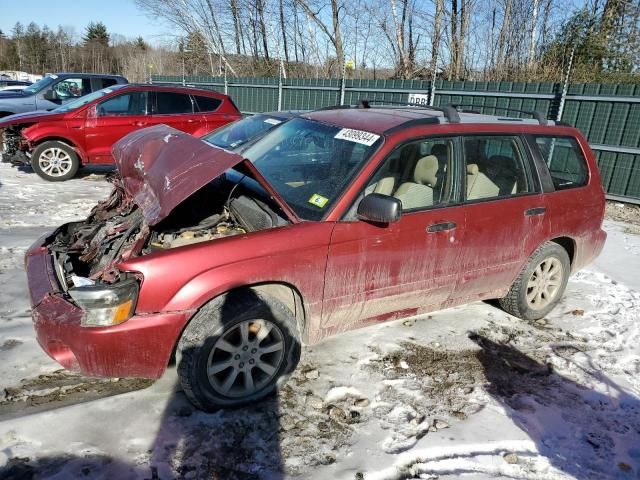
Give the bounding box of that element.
[47,173,289,289]
[0,124,30,163]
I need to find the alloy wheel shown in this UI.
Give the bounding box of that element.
[206,319,285,398]
[38,147,73,177]
[526,257,564,310]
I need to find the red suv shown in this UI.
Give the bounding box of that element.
[25,104,606,410]
[0,84,241,181]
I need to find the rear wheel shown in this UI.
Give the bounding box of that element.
[31,141,79,181]
[499,242,570,321]
[177,290,301,411]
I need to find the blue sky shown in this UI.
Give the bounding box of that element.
[0,0,170,44]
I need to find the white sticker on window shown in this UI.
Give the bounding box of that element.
[264,118,282,125]
[49,74,59,79]
[334,128,380,146]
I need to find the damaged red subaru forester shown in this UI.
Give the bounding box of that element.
[25,104,606,410]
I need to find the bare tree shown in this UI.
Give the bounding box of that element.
[280,0,290,62]
[528,0,539,67]
[495,0,512,73]
[431,0,444,75]
[135,0,238,75]
[230,0,242,54]
[297,0,345,71]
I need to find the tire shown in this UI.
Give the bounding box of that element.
[31,140,80,181]
[177,290,301,411]
[499,242,571,321]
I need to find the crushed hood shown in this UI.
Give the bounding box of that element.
[113,125,246,226]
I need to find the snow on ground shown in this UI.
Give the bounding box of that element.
[0,160,639,480]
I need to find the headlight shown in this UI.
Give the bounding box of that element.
[70,277,139,327]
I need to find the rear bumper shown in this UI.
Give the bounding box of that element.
[26,236,193,379]
[573,228,607,272]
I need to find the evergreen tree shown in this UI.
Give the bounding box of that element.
[134,36,148,51]
[83,21,110,47]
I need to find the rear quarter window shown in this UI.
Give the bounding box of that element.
[535,136,588,190]
[102,78,118,88]
[155,92,193,114]
[194,95,222,112]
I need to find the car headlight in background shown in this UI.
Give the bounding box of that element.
[70,276,139,327]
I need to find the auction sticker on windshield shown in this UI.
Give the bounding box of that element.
[334,128,380,146]
[264,118,282,125]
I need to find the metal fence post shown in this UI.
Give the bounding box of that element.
[556,47,575,122]
[429,80,436,106]
[278,67,283,111]
[224,68,228,96]
[339,62,346,105]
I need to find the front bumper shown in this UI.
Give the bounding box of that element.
[25,234,194,379]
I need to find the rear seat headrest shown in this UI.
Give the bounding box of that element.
[467,164,479,175]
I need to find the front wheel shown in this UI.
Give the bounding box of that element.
[177,290,301,411]
[499,242,571,321]
[31,141,80,181]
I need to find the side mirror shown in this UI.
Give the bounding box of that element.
[357,193,402,224]
[43,89,59,101]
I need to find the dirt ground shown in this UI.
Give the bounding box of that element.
[605,201,640,233]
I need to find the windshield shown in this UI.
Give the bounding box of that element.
[203,114,284,150]
[53,88,115,113]
[243,117,382,221]
[23,76,57,95]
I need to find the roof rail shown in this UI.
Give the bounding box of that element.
[451,104,549,126]
[312,104,352,112]
[383,117,440,135]
[355,99,461,124]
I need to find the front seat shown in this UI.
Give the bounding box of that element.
[394,155,439,209]
[373,176,395,195]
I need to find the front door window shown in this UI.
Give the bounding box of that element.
[364,137,457,211]
[53,78,90,99]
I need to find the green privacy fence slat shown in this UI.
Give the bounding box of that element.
[152,74,640,201]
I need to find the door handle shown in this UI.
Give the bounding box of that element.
[525,207,546,216]
[427,221,457,233]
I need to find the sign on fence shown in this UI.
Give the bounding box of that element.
[408,92,430,106]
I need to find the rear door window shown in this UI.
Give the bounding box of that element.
[194,95,222,112]
[101,78,118,88]
[463,136,534,201]
[97,92,147,116]
[154,92,193,114]
[534,136,588,190]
